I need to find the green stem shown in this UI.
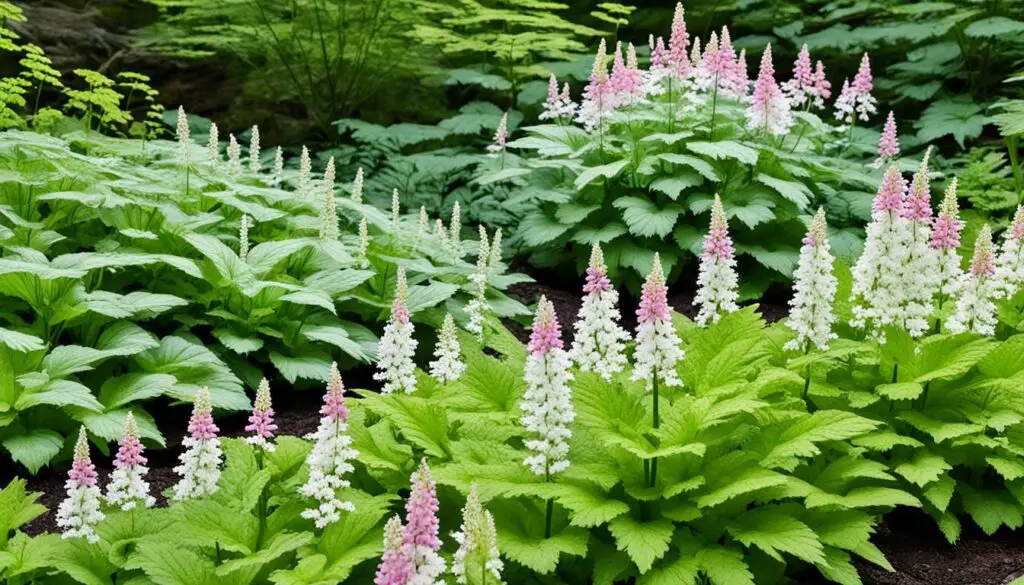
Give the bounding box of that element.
[709,80,719,137]
[650,376,660,488]
[256,450,267,550]
[544,466,553,539]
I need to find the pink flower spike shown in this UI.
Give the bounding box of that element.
[812,60,831,100]
[873,165,907,215]
[114,412,147,469]
[637,253,670,323]
[321,363,349,422]
[651,35,668,69]
[972,224,996,278]
[877,111,900,161]
[1012,206,1024,242]
[746,44,792,135]
[703,195,736,260]
[546,73,559,104]
[791,44,813,88]
[669,2,689,77]
[583,245,612,294]
[931,178,963,250]
[245,378,277,443]
[852,53,873,95]
[391,266,411,324]
[528,295,564,356]
[404,460,441,551]
[375,516,414,585]
[689,37,702,73]
[903,148,933,222]
[187,387,218,440]
[69,427,98,487]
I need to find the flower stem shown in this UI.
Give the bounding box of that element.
[650,376,660,487]
[544,466,553,539]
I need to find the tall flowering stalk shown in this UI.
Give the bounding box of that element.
[358,216,370,268]
[851,165,911,336]
[299,145,312,197]
[172,387,222,501]
[745,44,792,136]
[238,214,253,262]
[206,122,219,165]
[948,225,999,336]
[391,189,402,230]
[430,313,465,384]
[106,412,155,511]
[668,2,689,79]
[246,378,277,452]
[300,363,358,528]
[465,278,488,342]
[375,516,414,585]
[781,44,814,108]
[351,167,364,203]
[449,201,462,256]
[320,157,338,241]
[375,267,418,395]
[227,134,241,175]
[521,297,574,477]
[786,208,837,352]
[403,461,446,583]
[470,224,490,287]
[900,150,939,338]
[874,111,900,168]
[489,228,503,269]
[273,146,284,186]
[570,244,629,380]
[521,296,573,539]
[695,195,740,325]
[578,39,614,132]
[175,105,190,166]
[835,53,876,127]
[632,253,683,487]
[487,112,509,164]
[995,206,1024,299]
[931,179,964,319]
[57,427,104,542]
[452,485,503,585]
[249,125,261,172]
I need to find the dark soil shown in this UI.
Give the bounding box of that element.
[801,508,1024,585]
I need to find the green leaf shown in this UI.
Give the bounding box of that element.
[686,141,758,165]
[493,502,589,574]
[698,545,755,585]
[876,382,923,401]
[895,450,951,487]
[270,352,332,384]
[965,16,1024,38]
[2,429,63,473]
[607,516,674,572]
[650,174,703,199]
[517,211,570,246]
[360,393,450,458]
[915,99,989,148]
[727,508,826,565]
[658,154,720,181]
[553,481,630,527]
[756,174,811,208]
[961,485,1024,535]
[0,328,45,352]
[126,540,220,585]
[575,159,630,190]
[612,197,683,237]
[99,373,176,409]
[0,479,45,545]
[445,68,512,90]
[212,329,264,355]
[759,410,878,469]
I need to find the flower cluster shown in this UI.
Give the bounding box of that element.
[207,121,219,165]
[375,266,419,395]
[373,462,448,585]
[521,296,574,476]
[249,125,261,172]
[540,73,576,121]
[570,244,629,380]
[319,157,339,241]
[175,105,190,165]
[351,167,365,203]
[948,225,999,336]
[834,53,876,126]
[487,112,509,154]
[781,44,830,110]
[56,427,104,542]
[786,208,838,351]
[632,253,684,389]
[996,206,1024,299]
[451,485,503,584]
[932,179,964,300]
[874,111,900,167]
[238,214,253,262]
[273,146,284,186]
[695,195,740,325]
[105,412,155,511]
[245,378,277,452]
[172,387,223,501]
[300,364,358,528]
[899,151,940,337]
[745,44,792,136]
[850,165,911,336]
[227,133,241,175]
[430,313,465,384]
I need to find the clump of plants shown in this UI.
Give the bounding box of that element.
[492,5,911,293]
